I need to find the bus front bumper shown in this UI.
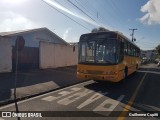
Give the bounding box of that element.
[77,72,119,82]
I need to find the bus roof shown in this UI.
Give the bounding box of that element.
[80,31,140,49]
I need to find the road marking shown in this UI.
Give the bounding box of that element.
[42,96,56,102]
[117,72,147,120]
[93,95,125,111]
[41,88,124,112]
[77,91,108,109]
[0,80,94,110]
[137,70,160,75]
[57,89,92,105]
[41,87,81,101]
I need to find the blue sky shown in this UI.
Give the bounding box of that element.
[0,0,160,50]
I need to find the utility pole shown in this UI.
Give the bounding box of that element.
[129,28,137,42]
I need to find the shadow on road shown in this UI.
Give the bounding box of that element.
[84,72,143,105]
[83,67,160,116]
[0,66,81,104]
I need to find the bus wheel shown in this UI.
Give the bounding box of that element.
[122,69,127,83]
[124,70,126,80]
[136,64,138,70]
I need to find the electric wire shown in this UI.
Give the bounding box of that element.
[54,0,96,28]
[42,0,91,31]
[67,0,97,22]
[74,0,114,29]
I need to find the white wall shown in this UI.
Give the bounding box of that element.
[40,42,78,69]
[0,37,12,73]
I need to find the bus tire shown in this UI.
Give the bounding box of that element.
[136,64,138,70]
[121,68,128,83]
[134,64,138,73]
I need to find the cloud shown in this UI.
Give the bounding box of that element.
[63,28,72,40]
[1,0,28,5]
[0,11,39,32]
[68,36,79,42]
[139,0,160,25]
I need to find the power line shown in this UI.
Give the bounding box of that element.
[68,0,115,30]
[42,0,91,31]
[67,0,98,23]
[94,0,117,29]
[73,0,112,29]
[74,0,96,19]
[109,1,123,17]
[78,0,98,17]
[98,1,117,19]
[55,0,110,30]
[54,0,99,28]
[70,0,111,27]
[97,0,127,30]
[136,41,158,45]
[54,0,97,28]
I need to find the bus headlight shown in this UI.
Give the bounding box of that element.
[78,70,85,73]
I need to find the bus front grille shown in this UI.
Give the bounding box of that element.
[86,70,104,74]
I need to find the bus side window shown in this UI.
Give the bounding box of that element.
[119,41,124,62]
[138,49,140,57]
[133,46,135,56]
[127,43,130,55]
[137,47,139,56]
[124,42,127,55]
[130,45,133,56]
[134,47,136,56]
[130,44,132,56]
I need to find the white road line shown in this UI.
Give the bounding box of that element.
[117,95,125,101]
[57,89,92,105]
[93,95,125,111]
[41,87,82,102]
[0,80,94,110]
[137,70,160,74]
[77,91,108,109]
[41,96,56,102]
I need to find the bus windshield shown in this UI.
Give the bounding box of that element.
[79,38,118,64]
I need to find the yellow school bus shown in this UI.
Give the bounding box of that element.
[77,31,141,82]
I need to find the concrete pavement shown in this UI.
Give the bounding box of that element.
[0,66,84,106]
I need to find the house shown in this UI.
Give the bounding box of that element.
[0,28,78,73]
[141,50,156,61]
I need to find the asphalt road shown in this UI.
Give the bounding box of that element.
[0,64,160,120]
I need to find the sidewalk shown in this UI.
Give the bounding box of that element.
[0,66,84,106]
[140,63,160,72]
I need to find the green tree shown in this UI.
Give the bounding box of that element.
[91,27,109,33]
[91,28,98,33]
[156,44,160,55]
